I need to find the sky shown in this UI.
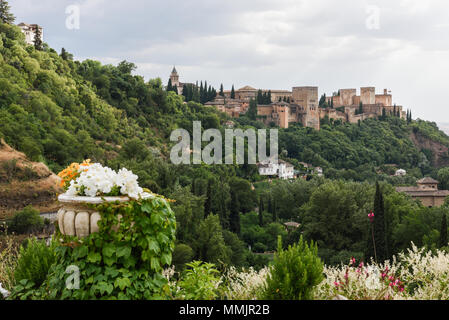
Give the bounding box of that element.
[11,0,449,127]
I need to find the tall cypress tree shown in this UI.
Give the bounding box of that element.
[167,78,173,92]
[219,84,224,96]
[259,197,264,227]
[247,98,257,120]
[204,179,212,218]
[440,212,448,248]
[272,198,277,222]
[230,191,241,235]
[34,26,43,51]
[231,85,235,99]
[372,182,388,262]
[0,0,15,24]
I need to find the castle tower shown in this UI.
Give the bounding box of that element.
[292,86,320,130]
[339,89,357,106]
[360,87,375,105]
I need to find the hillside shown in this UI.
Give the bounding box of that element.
[0,139,62,220]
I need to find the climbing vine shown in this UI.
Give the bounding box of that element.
[10,195,176,300]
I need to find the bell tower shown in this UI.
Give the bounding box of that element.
[170,66,180,87]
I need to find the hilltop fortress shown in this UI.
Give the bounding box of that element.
[169,69,406,131]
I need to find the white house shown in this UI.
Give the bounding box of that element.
[395,169,407,176]
[257,159,294,180]
[17,23,43,46]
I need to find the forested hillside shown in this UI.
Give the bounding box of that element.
[2,21,449,268]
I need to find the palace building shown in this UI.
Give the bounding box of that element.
[169,69,406,131]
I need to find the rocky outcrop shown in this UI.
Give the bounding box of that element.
[410,132,449,168]
[0,139,63,220]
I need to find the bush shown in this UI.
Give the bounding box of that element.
[8,206,44,234]
[172,243,194,271]
[13,238,56,288]
[174,261,221,300]
[263,236,324,300]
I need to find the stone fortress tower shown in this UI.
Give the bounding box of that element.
[291,86,320,130]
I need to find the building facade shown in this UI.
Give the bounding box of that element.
[396,177,449,207]
[17,23,43,46]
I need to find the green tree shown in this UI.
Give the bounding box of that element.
[263,236,324,300]
[219,84,224,96]
[195,215,230,265]
[229,191,241,235]
[437,167,449,190]
[0,0,15,24]
[372,182,388,262]
[247,98,258,120]
[440,212,448,248]
[259,197,264,227]
[33,26,43,51]
[231,85,235,99]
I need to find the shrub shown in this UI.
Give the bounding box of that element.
[263,236,324,300]
[8,206,44,234]
[172,243,194,271]
[174,261,221,300]
[13,238,56,288]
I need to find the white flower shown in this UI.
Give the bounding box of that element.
[0,282,10,298]
[64,163,144,198]
[115,168,143,199]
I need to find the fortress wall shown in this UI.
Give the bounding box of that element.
[375,94,392,106]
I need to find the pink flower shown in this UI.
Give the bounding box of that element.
[334,282,340,288]
[350,257,356,265]
[368,211,375,223]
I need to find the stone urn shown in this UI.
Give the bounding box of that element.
[57,192,153,238]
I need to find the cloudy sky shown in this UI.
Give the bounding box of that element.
[11,0,449,127]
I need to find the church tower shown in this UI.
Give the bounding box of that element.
[170,66,180,87]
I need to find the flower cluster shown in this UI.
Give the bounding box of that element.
[59,162,144,199]
[57,159,91,189]
[368,211,375,223]
[317,257,406,300]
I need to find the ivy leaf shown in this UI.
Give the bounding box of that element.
[98,282,114,295]
[161,253,172,266]
[116,246,131,258]
[114,277,131,291]
[102,244,115,258]
[147,239,160,254]
[87,251,102,263]
[73,246,88,260]
[141,202,152,213]
[150,257,161,271]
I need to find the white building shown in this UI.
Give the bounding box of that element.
[395,169,407,176]
[257,159,294,180]
[17,23,43,46]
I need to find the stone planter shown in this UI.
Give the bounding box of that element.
[57,192,153,238]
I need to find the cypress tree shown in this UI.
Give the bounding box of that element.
[257,90,263,104]
[230,191,241,235]
[268,90,272,104]
[440,212,448,248]
[219,84,224,96]
[167,78,173,92]
[272,198,277,222]
[231,85,235,99]
[0,0,15,24]
[204,179,212,218]
[372,182,388,262]
[247,98,257,120]
[34,26,43,51]
[268,195,273,216]
[259,197,264,227]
